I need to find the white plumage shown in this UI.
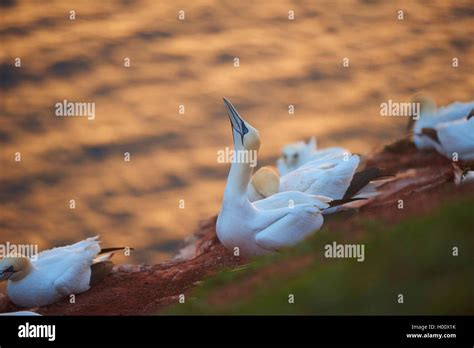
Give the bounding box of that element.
[431,117,474,161]
[0,311,41,316]
[280,155,360,200]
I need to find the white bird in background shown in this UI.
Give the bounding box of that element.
[0,311,41,316]
[0,237,129,308]
[419,111,474,161]
[277,136,349,175]
[409,95,474,151]
[216,99,351,257]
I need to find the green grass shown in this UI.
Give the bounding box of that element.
[164,197,474,315]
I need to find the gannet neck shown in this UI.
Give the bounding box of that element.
[224,145,256,197]
[223,119,260,197]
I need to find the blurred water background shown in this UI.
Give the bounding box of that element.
[0,0,473,264]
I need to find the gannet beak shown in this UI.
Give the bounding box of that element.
[223,98,248,144]
[0,268,14,281]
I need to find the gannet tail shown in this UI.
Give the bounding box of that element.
[343,167,393,200]
[99,247,133,255]
[466,108,474,120]
[326,197,367,208]
[92,247,133,263]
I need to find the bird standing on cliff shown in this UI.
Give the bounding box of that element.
[0,237,129,307]
[216,98,348,257]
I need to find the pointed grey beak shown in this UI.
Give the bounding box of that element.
[223,98,248,144]
[0,270,12,282]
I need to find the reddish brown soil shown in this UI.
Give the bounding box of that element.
[0,140,472,315]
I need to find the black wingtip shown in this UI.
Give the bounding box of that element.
[99,247,134,255]
[467,109,474,121]
[342,167,390,200]
[327,197,367,208]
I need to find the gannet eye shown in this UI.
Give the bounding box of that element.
[242,123,249,136]
[293,153,299,159]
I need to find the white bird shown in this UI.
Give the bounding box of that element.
[277,136,349,175]
[0,311,41,316]
[419,111,474,161]
[409,95,474,151]
[0,237,128,308]
[216,99,348,258]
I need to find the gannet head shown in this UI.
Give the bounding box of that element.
[249,166,280,198]
[223,98,261,151]
[281,138,315,168]
[407,94,437,130]
[0,256,31,282]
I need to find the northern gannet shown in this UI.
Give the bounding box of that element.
[0,237,129,308]
[419,111,474,161]
[277,136,349,175]
[409,95,474,150]
[0,311,41,316]
[216,99,345,257]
